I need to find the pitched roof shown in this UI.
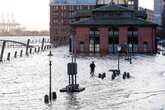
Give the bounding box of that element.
[71,18,157,26]
[92,4,134,12]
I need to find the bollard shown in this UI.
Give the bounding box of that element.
[98,73,102,78]
[123,72,127,80]
[111,73,116,80]
[14,51,17,58]
[102,72,106,78]
[20,50,23,57]
[52,92,57,100]
[44,94,49,104]
[29,48,32,54]
[7,52,10,61]
[126,72,130,79]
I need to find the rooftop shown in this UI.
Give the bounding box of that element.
[92,4,134,12]
[71,18,157,26]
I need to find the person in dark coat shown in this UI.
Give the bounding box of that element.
[90,61,95,76]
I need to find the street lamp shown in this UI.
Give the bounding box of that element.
[129,44,132,64]
[44,50,56,104]
[117,45,121,70]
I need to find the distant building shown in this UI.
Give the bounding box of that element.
[71,4,157,55]
[97,0,139,10]
[49,0,96,45]
[154,0,163,25]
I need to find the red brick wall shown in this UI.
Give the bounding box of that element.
[99,27,109,55]
[75,26,156,54]
[119,27,128,45]
[75,27,90,53]
[138,27,155,53]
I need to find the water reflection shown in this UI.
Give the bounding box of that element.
[65,93,81,110]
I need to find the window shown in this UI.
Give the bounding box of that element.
[108,27,119,53]
[128,27,138,53]
[89,28,100,53]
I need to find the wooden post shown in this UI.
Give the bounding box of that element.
[20,50,23,57]
[0,41,6,62]
[14,51,17,58]
[34,48,37,52]
[38,47,40,52]
[26,39,30,56]
[41,38,45,51]
[7,52,10,61]
[30,48,32,54]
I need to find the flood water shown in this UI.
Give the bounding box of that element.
[0,37,165,110]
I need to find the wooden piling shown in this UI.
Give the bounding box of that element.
[7,52,10,61]
[0,41,6,62]
[14,51,17,58]
[20,50,23,57]
[26,39,30,56]
[41,38,45,51]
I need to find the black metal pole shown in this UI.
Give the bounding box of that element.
[118,51,120,70]
[130,52,132,64]
[49,61,52,102]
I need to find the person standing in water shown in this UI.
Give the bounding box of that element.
[90,61,95,76]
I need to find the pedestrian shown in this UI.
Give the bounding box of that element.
[90,61,95,76]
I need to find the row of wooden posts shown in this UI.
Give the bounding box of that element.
[5,45,51,61]
[0,38,51,62]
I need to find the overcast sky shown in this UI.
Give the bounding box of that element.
[0,0,154,31]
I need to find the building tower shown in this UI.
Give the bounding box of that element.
[163,0,165,28]
[50,0,96,45]
[154,0,163,25]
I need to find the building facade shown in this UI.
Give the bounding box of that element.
[71,5,157,55]
[50,0,96,45]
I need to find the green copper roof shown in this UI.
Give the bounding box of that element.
[92,4,134,12]
[71,18,157,26]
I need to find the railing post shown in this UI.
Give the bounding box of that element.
[14,51,17,58]
[7,52,10,61]
[0,41,6,62]
[41,38,45,51]
[20,50,23,57]
[26,39,30,56]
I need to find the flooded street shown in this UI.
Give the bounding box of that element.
[0,45,165,110]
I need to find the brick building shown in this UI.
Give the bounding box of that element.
[50,0,140,45]
[71,4,157,55]
[50,0,96,45]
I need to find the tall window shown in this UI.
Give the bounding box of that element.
[128,27,138,53]
[89,27,100,53]
[108,27,119,53]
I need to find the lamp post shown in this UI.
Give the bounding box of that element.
[48,50,53,102]
[44,50,57,104]
[117,45,121,70]
[129,44,132,64]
